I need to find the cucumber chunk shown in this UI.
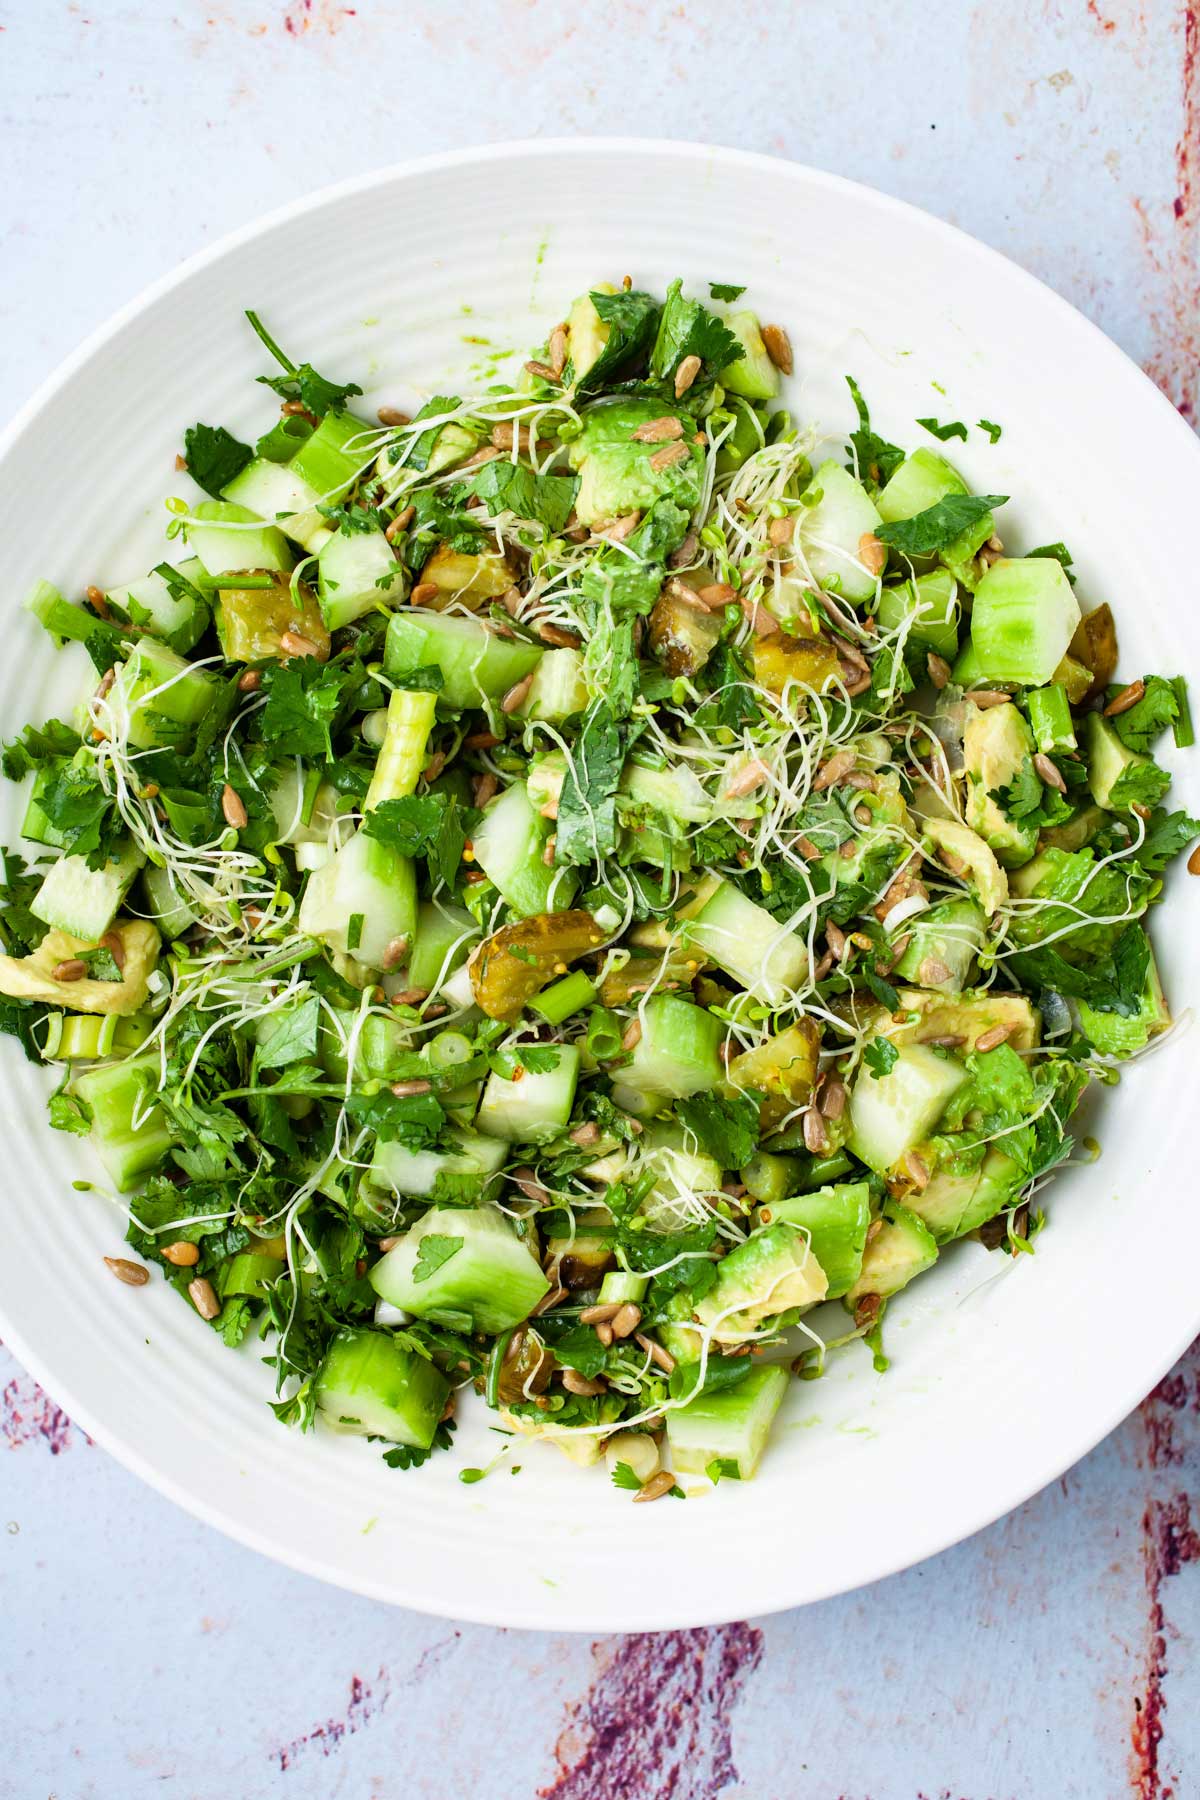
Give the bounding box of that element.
[718,311,780,402]
[221,456,328,552]
[516,648,589,723]
[847,1043,969,1175]
[969,557,1081,686]
[140,863,199,940]
[370,1129,507,1198]
[72,1052,172,1191]
[184,500,292,579]
[472,783,575,916]
[31,842,144,942]
[666,1363,788,1480]
[107,638,219,750]
[384,609,542,711]
[408,900,478,993]
[797,461,883,603]
[756,1181,872,1299]
[105,559,210,655]
[315,1326,451,1448]
[476,1044,580,1142]
[624,994,724,1099]
[684,878,807,1006]
[317,526,404,630]
[876,569,959,660]
[297,829,417,971]
[369,1204,550,1332]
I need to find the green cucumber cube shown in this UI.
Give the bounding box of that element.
[667,1363,789,1480]
[72,1053,172,1192]
[847,1043,969,1175]
[684,879,807,1007]
[369,1205,550,1332]
[31,841,144,942]
[384,609,542,711]
[624,994,724,1099]
[476,1044,580,1142]
[315,1327,451,1448]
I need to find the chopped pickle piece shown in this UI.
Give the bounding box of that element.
[468,910,607,1022]
[753,634,841,697]
[1068,602,1118,702]
[648,590,722,677]
[725,1019,820,1130]
[215,571,330,663]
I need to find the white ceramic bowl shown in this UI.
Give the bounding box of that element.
[2,140,1197,1632]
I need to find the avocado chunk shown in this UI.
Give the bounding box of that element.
[755,1181,872,1298]
[718,311,780,401]
[1077,946,1171,1054]
[566,282,615,385]
[963,702,1038,868]
[694,1222,828,1343]
[1084,711,1170,813]
[845,1201,938,1307]
[864,987,1041,1055]
[568,399,705,527]
[922,818,1009,917]
[892,897,987,995]
[958,1149,1023,1237]
[904,1162,984,1242]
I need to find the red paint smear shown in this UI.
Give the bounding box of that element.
[1131,1492,1200,1799]
[283,0,356,36]
[1138,4,1200,422]
[276,1672,385,1770]
[540,1623,762,1800]
[1087,0,1118,29]
[1138,1334,1200,1469]
[2,1369,84,1454]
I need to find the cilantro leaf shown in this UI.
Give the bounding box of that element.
[876,494,1007,556]
[695,643,761,731]
[1107,676,1181,754]
[547,1323,610,1379]
[977,419,1003,443]
[469,460,579,534]
[49,1090,92,1135]
[404,397,464,472]
[382,1416,456,1469]
[668,1356,752,1401]
[246,310,363,416]
[706,1457,742,1483]
[649,280,744,383]
[916,417,968,442]
[1009,922,1150,1016]
[254,996,321,1071]
[994,756,1044,820]
[33,758,116,859]
[578,290,661,395]
[344,1086,445,1146]
[2,718,81,780]
[183,423,253,498]
[611,1460,643,1491]
[844,376,905,487]
[862,968,901,1011]
[1027,542,1076,586]
[554,700,624,866]
[1135,808,1200,873]
[362,792,464,890]
[674,1092,759,1170]
[709,283,746,302]
[412,1233,463,1284]
[1109,757,1171,812]
[257,660,350,760]
[863,1036,899,1079]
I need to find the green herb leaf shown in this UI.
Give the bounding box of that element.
[183,423,253,498]
[579,290,661,394]
[706,1456,742,1483]
[916,417,968,442]
[1106,675,1181,754]
[257,660,352,761]
[1135,808,1200,873]
[412,1233,463,1284]
[650,279,744,383]
[674,1091,759,1170]
[863,1036,899,1079]
[254,996,321,1071]
[48,1090,93,1135]
[876,494,1007,557]
[246,310,364,416]
[382,1416,456,1469]
[1109,757,1171,812]
[709,283,746,302]
[469,460,579,534]
[554,701,624,866]
[344,1085,445,1147]
[844,376,905,487]
[862,968,901,1012]
[977,418,1003,443]
[1027,542,1076,586]
[611,1460,643,1491]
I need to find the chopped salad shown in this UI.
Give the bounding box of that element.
[2,278,1196,1496]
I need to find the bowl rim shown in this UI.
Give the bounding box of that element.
[3,135,1199,1628]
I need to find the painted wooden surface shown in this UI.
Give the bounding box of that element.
[1,3,1198,1795]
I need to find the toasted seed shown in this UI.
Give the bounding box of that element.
[98,929,126,974]
[974,1023,1014,1053]
[542,835,556,867]
[803,1108,830,1153]
[580,1302,622,1325]
[1033,752,1068,794]
[385,504,415,542]
[512,1167,550,1206]
[1104,678,1145,717]
[377,405,410,427]
[918,957,952,986]
[927,652,952,689]
[636,1331,676,1374]
[218,783,247,830]
[570,1121,602,1147]
[621,1017,643,1051]
[187,1277,220,1320]
[853,1292,882,1329]
[767,515,794,548]
[237,668,262,692]
[968,689,1013,709]
[597,511,642,543]
[548,323,569,378]
[648,440,691,473]
[380,935,410,971]
[610,1303,642,1340]
[760,324,794,374]
[795,834,822,861]
[825,919,848,962]
[813,750,857,791]
[104,1256,149,1287]
[632,415,684,444]
[162,1240,200,1268]
[51,958,88,982]
[562,1369,607,1397]
[501,672,536,714]
[464,730,501,750]
[378,1236,403,1253]
[725,757,771,799]
[1188,844,1200,876]
[819,1075,848,1120]
[696,582,735,610]
[858,532,887,578]
[390,1078,432,1097]
[633,1469,678,1504]
[920,1033,966,1048]
[410,581,439,606]
[279,630,320,660]
[901,1151,930,1190]
[390,986,430,1009]
[674,353,702,398]
[594,1321,615,1348]
[537,620,583,648]
[525,359,557,381]
[472,772,498,808]
[742,592,781,637]
[668,530,699,569]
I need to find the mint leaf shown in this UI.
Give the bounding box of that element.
[183,423,253,498]
[876,494,1007,556]
[916,417,968,442]
[554,700,624,866]
[344,1086,445,1147]
[863,1036,899,1079]
[412,1233,463,1284]
[578,290,660,395]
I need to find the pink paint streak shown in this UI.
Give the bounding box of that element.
[276,1672,385,1770]
[2,1367,84,1454]
[1136,4,1200,421]
[282,0,356,36]
[539,1623,763,1800]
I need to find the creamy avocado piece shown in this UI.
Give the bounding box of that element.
[963,702,1038,868]
[1084,712,1169,813]
[1077,947,1171,1055]
[904,1162,984,1242]
[892,896,987,995]
[922,817,1009,917]
[0,919,160,1016]
[568,399,705,527]
[865,987,1041,1054]
[694,1221,828,1343]
[844,1202,938,1308]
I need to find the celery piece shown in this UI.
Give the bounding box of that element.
[315,1327,451,1448]
[26,580,113,650]
[364,688,437,810]
[1027,683,1076,754]
[598,1271,649,1305]
[49,1012,150,1061]
[289,410,377,497]
[969,557,1081,686]
[530,969,598,1025]
[72,1053,173,1192]
[184,500,293,579]
[107,638,218,750]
